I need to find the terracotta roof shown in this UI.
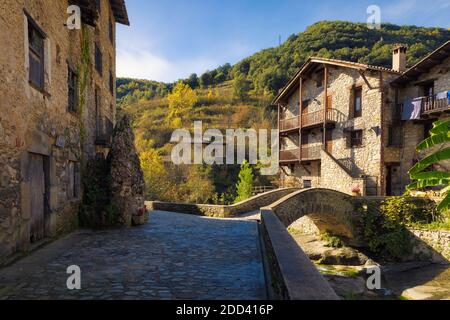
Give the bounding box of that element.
[273,57,401,105]
[392,40,450,85]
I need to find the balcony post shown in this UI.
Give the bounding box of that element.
[323,65,328,149]
[299,77,303,163]
[278,103,281,162]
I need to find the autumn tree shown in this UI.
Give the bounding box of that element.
[167,82,198,126]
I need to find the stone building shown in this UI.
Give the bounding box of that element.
[0,0,129,264]
[389,41,450,196]
[274,41,450,197]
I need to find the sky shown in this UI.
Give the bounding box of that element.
[116,0,450,83]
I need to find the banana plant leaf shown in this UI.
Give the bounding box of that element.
[410,171,450,180]
[430,119,450,135]
[438,194,450,211]
[417,132,450,151]
[408,148,450,176]
[407,179,450,190]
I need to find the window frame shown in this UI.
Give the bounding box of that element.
[353,86,363,118]
[67,65,78,113]
[26,12,46,91]
[95,43,103,75]
[388,125,403,147]
[109,70,114,95]
[350,130,363,148]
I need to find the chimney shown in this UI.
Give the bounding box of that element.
[392,44,407,72]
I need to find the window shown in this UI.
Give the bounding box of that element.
[421,82,434,98]
[27,15,45,89]
[95,87,101,135]
[349,130,363,148]
[68,66,78,113]
[109,17,114,43]
[353,87,362,118]
[109,70,114,95]
[388,126,403,147]
[316,72,324,88]
[303,180,312,189]
[95,43,103,75]
[67,161,80,200]
[96,0,101,13]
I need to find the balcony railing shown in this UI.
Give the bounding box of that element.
[422,94,449,114]
[279,108,340,133]
[280,116,301,132]
[302,108,339,128]
[280,148,300,163]
[301,145,322,161]
[95,117,114,146]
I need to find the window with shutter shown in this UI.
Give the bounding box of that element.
[27,16,45,90]
[353,87,362,118]
[68,66,78,113]
[109,70,114,95]
[95,44,103,75]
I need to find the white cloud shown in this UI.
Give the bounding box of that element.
[116,48,219,82]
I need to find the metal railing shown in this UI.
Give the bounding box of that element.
[252,186,277,195]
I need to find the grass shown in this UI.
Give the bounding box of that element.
[411,218,450,231]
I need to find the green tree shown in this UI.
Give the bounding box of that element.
[235,161,254,203]
[233,75,251,101]
[408,120,450,211]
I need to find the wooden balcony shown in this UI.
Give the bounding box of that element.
[280,116,301,134]
[280,148,300,164]
[279,108,339,134]
[301,145,322,161]
[302,108,339,129]
[422,94,450,116]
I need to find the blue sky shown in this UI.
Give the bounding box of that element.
[116,0,450,82]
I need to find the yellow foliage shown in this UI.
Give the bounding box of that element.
[167,82,198,125]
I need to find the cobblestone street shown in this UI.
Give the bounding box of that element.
[0,211,267,300]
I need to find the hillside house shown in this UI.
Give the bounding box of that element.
[0,0,129,264]
[274,41,450,196]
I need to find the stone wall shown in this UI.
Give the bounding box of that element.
[320,149,366,195]
[147,188,299,218]
[0,0,118,264]
[260,209,339,300]
[409,228,450,262]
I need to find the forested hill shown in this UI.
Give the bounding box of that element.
[117,20,450,104]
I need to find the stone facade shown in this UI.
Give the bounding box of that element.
[277,58,399,196]
[277,42,450,197]
[0,0,128,264]
[409,228,450,262]
[388,52,450,195]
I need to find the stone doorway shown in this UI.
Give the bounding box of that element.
[28,153,50,243]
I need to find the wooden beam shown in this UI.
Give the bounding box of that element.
[323,66,328,148]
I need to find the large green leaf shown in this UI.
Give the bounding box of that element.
[437,194,450,211]
[410,171,450,180]
[417,132,450,151]
[408,148,450,176]
[430,119,450,135]
[407,179,450,191]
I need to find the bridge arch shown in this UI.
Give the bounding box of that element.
[263,188,363,245]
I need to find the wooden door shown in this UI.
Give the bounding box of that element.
[325,130,333,154]
[327,95,333,111]
[29,154,45,243]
